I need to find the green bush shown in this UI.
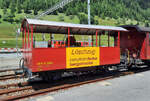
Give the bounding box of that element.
[59,16,64,21]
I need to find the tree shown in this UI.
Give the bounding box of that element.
[66,8,72,16]
[101,13,105,19]
[116,20,121,26]
[15,19,20,24]
[2,0,10,8]
[0,14,2,24]
[94,19,99,25]
[78,13,88,24]
[23,0,31,14]
[3,12,15,24]
[7,13,15,24]
[51,11,58,15]
[3,8,7,15]
[91,16,95,24]
[59,16,64,21]
[122,17,126,24]
[145,22,149,27]
[10,0,16,14]
[33,9,38,15]
[69,15,75,20]
[136,22,140,25]
[130,22,134,25]
[0,0,149,25]
[17,0,22,13]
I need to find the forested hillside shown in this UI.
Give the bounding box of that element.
[0,0,149,26]
[0,0,150,47]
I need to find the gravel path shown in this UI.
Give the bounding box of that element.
[27,70,150,101]
[0,53,22,70]
[0,53,26,85]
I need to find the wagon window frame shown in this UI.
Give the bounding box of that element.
[147,32,150,46]
[21,19,127,49]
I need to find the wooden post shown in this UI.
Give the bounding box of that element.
[146,32,149,58]
[118,31,120,47]
[21,28,24,49]
[96,30,98,46]
[68,27,70,47]
[99,32,101,47]
[25,28,26,49]
[147,32,149,46]
[92,35,93,47]
[108,31,110,47]
[27,24,30,49]
[31,25,33,49]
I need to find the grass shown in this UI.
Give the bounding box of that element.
[0,23,17,38]
[40,13,80,24]
[0,38,22,48]
[0,12,146,48]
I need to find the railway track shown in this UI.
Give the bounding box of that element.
[0,68,24,82]
[0,68,22,73]
[0,81,29,89]
[0,74,23,81]
[0,67,149,101]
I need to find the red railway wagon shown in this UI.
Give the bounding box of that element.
[120,25,150,68]
[21,19,127,78]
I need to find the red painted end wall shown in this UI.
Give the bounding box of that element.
[100,47,120,65]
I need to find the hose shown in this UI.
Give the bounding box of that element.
[19,58,32,78]
[19,58,26,76]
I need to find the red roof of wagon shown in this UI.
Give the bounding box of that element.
[21,18,127,35]
[121,25,150,32]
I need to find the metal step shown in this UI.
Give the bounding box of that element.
[138,65,148,68]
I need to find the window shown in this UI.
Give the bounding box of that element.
[33,34,67,48]
[149,33,150,46]
[99,31,118,47]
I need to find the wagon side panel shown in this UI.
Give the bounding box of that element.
[31,48,66,72]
